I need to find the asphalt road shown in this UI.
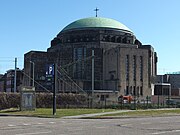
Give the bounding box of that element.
[0,116,180,135]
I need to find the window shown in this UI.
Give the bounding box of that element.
[133,55,136,81]
[140,86,143,96]
[100,95,105,101]
[133,86,136,96]
[117,37,121,43]
[73,47,86,78]
[126,86,129,95]
[140,56,143,81]
[126,55,129,80]
[122,37,127,43]
[111,36,115,42]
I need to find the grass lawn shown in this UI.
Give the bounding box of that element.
[1,108,180,118]
[0,108,115,118]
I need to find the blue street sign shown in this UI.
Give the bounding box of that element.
[46,64,54,77]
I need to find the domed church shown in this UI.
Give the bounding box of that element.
[24,17,157,100]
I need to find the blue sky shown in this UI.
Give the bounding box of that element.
[0,0,180,74]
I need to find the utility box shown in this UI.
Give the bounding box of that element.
[20,86,36,111]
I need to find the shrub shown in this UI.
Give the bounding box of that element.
[0,93,20,110]
[0,92,87,110]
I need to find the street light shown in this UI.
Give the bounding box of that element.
[30,61,35,87]
[91,49,94,108]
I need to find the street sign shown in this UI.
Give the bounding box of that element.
[45,64,57,115]
[46,64,54,77]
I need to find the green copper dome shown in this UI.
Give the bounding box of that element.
[61,17,133,33]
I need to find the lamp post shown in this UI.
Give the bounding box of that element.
[91,49,94,108]
[30,61,35,87]
[14,58,17,92]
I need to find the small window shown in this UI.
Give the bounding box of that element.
[140,86,143,96]
[100,95,105,101]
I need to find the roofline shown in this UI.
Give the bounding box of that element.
[58,27,133,36]
[25,50,47,55]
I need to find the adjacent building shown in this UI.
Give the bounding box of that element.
[6,69,23,92]
[156,74,180,96]
[0,74,5,92]
[0,69,23,92]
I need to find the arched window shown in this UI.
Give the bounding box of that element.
[111,36,116,42]
[117,37,121,43]
[122,37,127,43]
[106,35,110,42]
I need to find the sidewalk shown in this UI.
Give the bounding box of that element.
[61,110,133,119]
